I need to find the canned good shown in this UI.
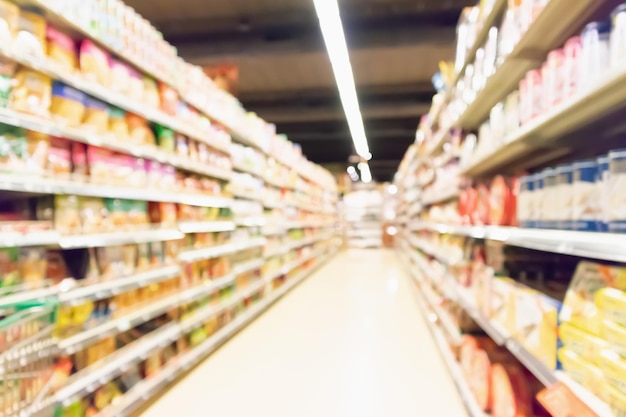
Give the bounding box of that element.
[581,20,611,89]
[572,160,598,231]
[611,3,626,69]
[518,174,535,228]
[597,155,610,232]
[533,172,544,228]
[609,150,626,233]
[555,164,574,230]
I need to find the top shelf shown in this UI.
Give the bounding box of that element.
[456,0,604,130]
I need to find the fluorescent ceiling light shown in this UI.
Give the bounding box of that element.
[358,162,372,184]
[313,0,370,159]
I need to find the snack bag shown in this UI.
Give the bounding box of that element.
[46,26,77,71]
[110,60,131,94]
[158,82,178,116]
[47,137,71,177]
[19,247,47,289]
[142,76,159,108]
[0,1,18,42]
[50,81,86,127]
[54,195,81,234]
[79,40,110,87]
[26,130,50,174]
[83,97,109,134]
[126,113,155,145]
[9,69,52,116]
[15,10,45,57]
[79,197,108,234]
[155,124,175,153]
[0,124,27,172]
[109,106,129,139]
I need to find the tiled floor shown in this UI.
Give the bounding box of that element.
[139,249,468,417]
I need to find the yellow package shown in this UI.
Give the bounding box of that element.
[560,261,626,336]
[50,82,86,127]
[599,350,626,394]
[558,349,605,398]
[602,320,626,356]
[605,383,626,417]
[46,26,77,71]
[9,69,51,116]
[15,10,45,56]
[559,322,607,365]
[514,290,561,370]
[83,97,109,134]
[0,1,18,42]
[596,287,626,327]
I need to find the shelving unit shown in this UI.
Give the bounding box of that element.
[0,1,339,416]
[394,1,626,416]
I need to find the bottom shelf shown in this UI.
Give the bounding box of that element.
[399,252,488,417]
[96,249,337,417]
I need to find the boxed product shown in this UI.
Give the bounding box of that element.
[560,261,626,336]
[558,348,605,398]
[559,322,607,364]
[509,284,562,370]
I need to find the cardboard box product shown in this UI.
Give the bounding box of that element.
[511,284,562,370]
[560,261,626,336]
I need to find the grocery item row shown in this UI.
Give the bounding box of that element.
[399,235,622,416]
[1,233,337,417]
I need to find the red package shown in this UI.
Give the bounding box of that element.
[490,176,513,226]
[471,348,492,410]
[473,184,490,225]
[491,363,532,417]
[158,82,179,116]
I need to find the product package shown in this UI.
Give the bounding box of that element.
[9,69,52,116]
[83,97,110,134]
[79,40,111,87]
[50,82,86,127]
[15,10,46,56]
[46,26,77,71]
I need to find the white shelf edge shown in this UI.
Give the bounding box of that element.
[0,174,231,208]
[178,221,236,234]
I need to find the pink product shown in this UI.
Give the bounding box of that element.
[161,165,176,190]
[147,161,164,189]
[110,60,131,94]
[46,26,76,55]
[79,40,111,87]
[543,48,565,110]
[522,69,542,123]
[564,36,582,99]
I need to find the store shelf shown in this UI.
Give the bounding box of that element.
[463,64,626,176]
[457,0,603,130]
[58,265,182,305]
[0,230,60,248]
[232,162,265,178]
[0,174,231,207]
[435,279,612,415]
[178,238,266,263]
[178,221,236,234]
[412,221,626,263]
[421,188,459,207]
[59,229,184,249]
[58,272,236,356]
[449,0,507,93]
[70,249,336,417]
[232,258,264,276]
[235,217,266,227]
[264,248,322,281]
[0,47,231,155]
[230,188,264,202]
[423,127,450,158]
[400,254,488,417]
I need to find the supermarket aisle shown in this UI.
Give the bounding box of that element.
[139,249,467,417]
